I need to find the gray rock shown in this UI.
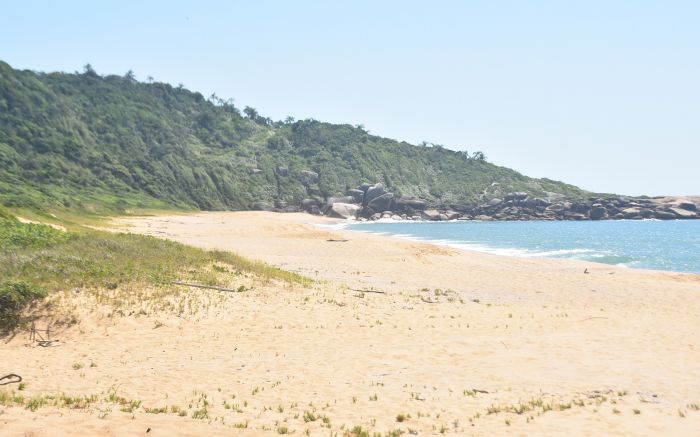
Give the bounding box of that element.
[622,207,641,219]
[359,183,372,192]
[475,215,494,221]
[505,192,528,201]
[421,209,441,221]
[363,183,386,206]
[488,198,503,206]
[346,189,365,204]
[526,198,550,208]
[394,196,427,212]
[589,206,607,220]
[301,198,319,211]
[325,203,361,219]
[654,211,676,220]
[678,202,697,211]
[639,209,654,218]
[275,166,288,177]
[670,207,696,219]
[298,170,319,185]
[327,195,356,205]
[444,210,462,220]
[367,192,394,212]
[252,201,275,211]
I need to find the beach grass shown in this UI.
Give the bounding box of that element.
[0,210,309,333]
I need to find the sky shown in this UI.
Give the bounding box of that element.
[1,1,698,196]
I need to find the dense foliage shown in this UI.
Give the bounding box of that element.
[0,60,588,212]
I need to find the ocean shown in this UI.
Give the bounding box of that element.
[344,219,700,274]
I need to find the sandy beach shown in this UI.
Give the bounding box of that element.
[3,211,700,436]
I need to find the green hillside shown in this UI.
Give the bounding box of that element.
[0,61,588,213]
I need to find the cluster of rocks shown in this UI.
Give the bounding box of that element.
[437,194,699,221]
[299,183,428,220]
[251,174,699,221]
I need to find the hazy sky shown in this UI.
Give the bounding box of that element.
[2,1,698,195]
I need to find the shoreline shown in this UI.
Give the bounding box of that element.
[311,214,699,277]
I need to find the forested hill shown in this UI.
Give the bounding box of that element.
[0,61,589,213]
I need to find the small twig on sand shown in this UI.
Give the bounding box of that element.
[350,288,386,295]
[327,239,349,242]
[172,281,241,293]
[500,341,509,350]
[420,298,438,304]
[579,316,609,322]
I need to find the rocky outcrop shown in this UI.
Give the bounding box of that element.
[284,182,699,222]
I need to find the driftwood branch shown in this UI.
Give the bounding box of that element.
[172,281,241,293]
[350,288,386,295]
[0,374,22,386]
[327,239,349,242]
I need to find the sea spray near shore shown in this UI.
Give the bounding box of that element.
[345,219,700,274]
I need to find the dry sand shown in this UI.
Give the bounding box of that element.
[2,211,700,436]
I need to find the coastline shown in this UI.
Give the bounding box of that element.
[336,217,700,275]
[3,211,699,436]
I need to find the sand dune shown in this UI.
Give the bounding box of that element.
[3,211,700,436]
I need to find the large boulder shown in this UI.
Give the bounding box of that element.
[301,198,319,211]
[327,195,356,205]
[421,209,441,221]
[366,192,394,212]
[525,198,550,208]
[622,207,641,219]
[394,196,427,213]
[363,183,386,206]
[252,201,275,211]
[589,206,607,220]
[678,202,697,211]
[444,210,462,220]
[358,183,371,192]
[654,211,676,220]
[325,203,361,219]
[670,207,696,219]
[298,170,319,185]
[639,209,654,218]
[347,189,365,204]
[488,198,503,207]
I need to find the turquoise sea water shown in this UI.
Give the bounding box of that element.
[345,220,700,274]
